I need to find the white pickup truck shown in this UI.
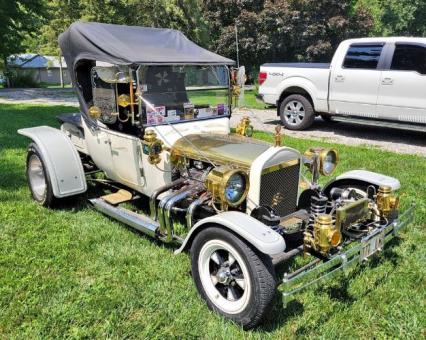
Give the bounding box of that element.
[257,37,426,131]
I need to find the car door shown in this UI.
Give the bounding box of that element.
[377,43,426,124]
[329,43,385,118]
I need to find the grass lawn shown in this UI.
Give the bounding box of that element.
[189,89,267,110]
[0,103,425,338]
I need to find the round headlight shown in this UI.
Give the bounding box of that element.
[206,167,249,207]
[319,149,339,176]
[224,172,248,205]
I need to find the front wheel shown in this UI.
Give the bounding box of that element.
[279,94,315,130]
[190,226,276,329]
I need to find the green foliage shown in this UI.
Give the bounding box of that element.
[358,0,426,36]
[203,0,374,70]
[0,0,45,64]
[0,103,424,338]
[35,0,209,55]
[4,69,39,88]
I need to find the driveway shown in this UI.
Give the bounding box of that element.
[1,88,425,156]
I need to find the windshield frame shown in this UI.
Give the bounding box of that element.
[135,64,232,127]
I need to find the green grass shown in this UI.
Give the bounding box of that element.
[0,103,425,338]
[188,89,267,110]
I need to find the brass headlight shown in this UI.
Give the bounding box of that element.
[304,147,339,177]
[319,148,339,176]
[206,167,249,207]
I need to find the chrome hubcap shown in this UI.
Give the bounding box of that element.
[28,154,46,200]
[284,100,305,125]
[198,240,251,314]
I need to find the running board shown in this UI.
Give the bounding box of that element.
[90,198,159,237]
[332,116,426,132]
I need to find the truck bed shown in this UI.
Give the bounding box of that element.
[262,63,330,69]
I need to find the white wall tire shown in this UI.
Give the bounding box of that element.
[26,143,57,207]
[191,226,276,329]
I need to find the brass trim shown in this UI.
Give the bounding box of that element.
[262,159,300,175]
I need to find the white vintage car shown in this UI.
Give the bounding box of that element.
[18,23,414,329]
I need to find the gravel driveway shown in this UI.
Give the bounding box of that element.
[1,88,425,157]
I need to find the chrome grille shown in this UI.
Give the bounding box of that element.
[259,162,300,217]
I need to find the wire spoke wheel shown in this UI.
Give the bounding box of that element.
[198,240,251,314]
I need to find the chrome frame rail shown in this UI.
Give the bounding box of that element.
[280,203,415,306]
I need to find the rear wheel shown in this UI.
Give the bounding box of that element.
[191,226,276,329]
[279,94,315,130]
[26,143,57,207]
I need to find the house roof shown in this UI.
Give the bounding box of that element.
[7,54,67,69]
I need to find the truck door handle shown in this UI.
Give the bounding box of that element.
[381,77,394,85]
[335,75,344,82]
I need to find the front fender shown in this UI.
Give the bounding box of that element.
[322,170,400,196]
[18,126,87,198]
[174,211,286,256]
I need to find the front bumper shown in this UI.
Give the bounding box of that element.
[279,204,415,305]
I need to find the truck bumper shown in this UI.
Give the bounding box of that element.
[279,203,416,306]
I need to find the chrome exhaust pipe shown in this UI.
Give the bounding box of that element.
[150,178,185,220]
[90,198,159,237]
[186,195,210,229]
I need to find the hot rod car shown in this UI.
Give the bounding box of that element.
[18,23,414,329]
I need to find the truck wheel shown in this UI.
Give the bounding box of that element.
[26,142,57,207]
[190,226,276,329]
[280,94,315,130]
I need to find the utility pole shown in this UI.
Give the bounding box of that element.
[235,24,239,68]
[59,53,64,88]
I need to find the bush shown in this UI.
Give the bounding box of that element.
[4,68,39,88]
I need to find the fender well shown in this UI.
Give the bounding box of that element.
[174,211,286,256]
[277,86,314,115]
[18,126,87,198]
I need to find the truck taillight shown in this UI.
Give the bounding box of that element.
[258,72,267,85]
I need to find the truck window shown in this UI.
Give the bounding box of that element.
[343,45,383,69]
[391,44,426,74]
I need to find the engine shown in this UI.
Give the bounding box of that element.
[303,185,399,257]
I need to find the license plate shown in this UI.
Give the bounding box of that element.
[360,230,385,262]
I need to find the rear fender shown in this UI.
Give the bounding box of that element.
[18,126,87,198]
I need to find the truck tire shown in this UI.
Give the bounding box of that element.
[26,142,57,207]
[279,94,315,130]
[190,226,276,329]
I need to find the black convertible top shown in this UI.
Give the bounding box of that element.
[58,22,234,123]
[59,22,234,69]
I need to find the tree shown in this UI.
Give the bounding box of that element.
[202,0,373,70]
[358,0,426,36]
[0,0,45,69]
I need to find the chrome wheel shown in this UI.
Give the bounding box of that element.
[198,239,251,314]
[284,100,305,126]
[28,154,47,201]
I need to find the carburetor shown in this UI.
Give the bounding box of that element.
[304,214,342,256]
[376,185,399,217]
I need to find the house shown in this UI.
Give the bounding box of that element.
[7,54,70,85]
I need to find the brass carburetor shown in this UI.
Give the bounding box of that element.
[376,185,399,217]
[304,214,342,256]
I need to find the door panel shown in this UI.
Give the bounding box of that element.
[329,44,384,118]
[377,44,426,124]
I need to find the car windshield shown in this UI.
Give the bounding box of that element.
[137,65,230,126]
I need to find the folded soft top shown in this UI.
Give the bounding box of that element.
[59,22,234,70]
